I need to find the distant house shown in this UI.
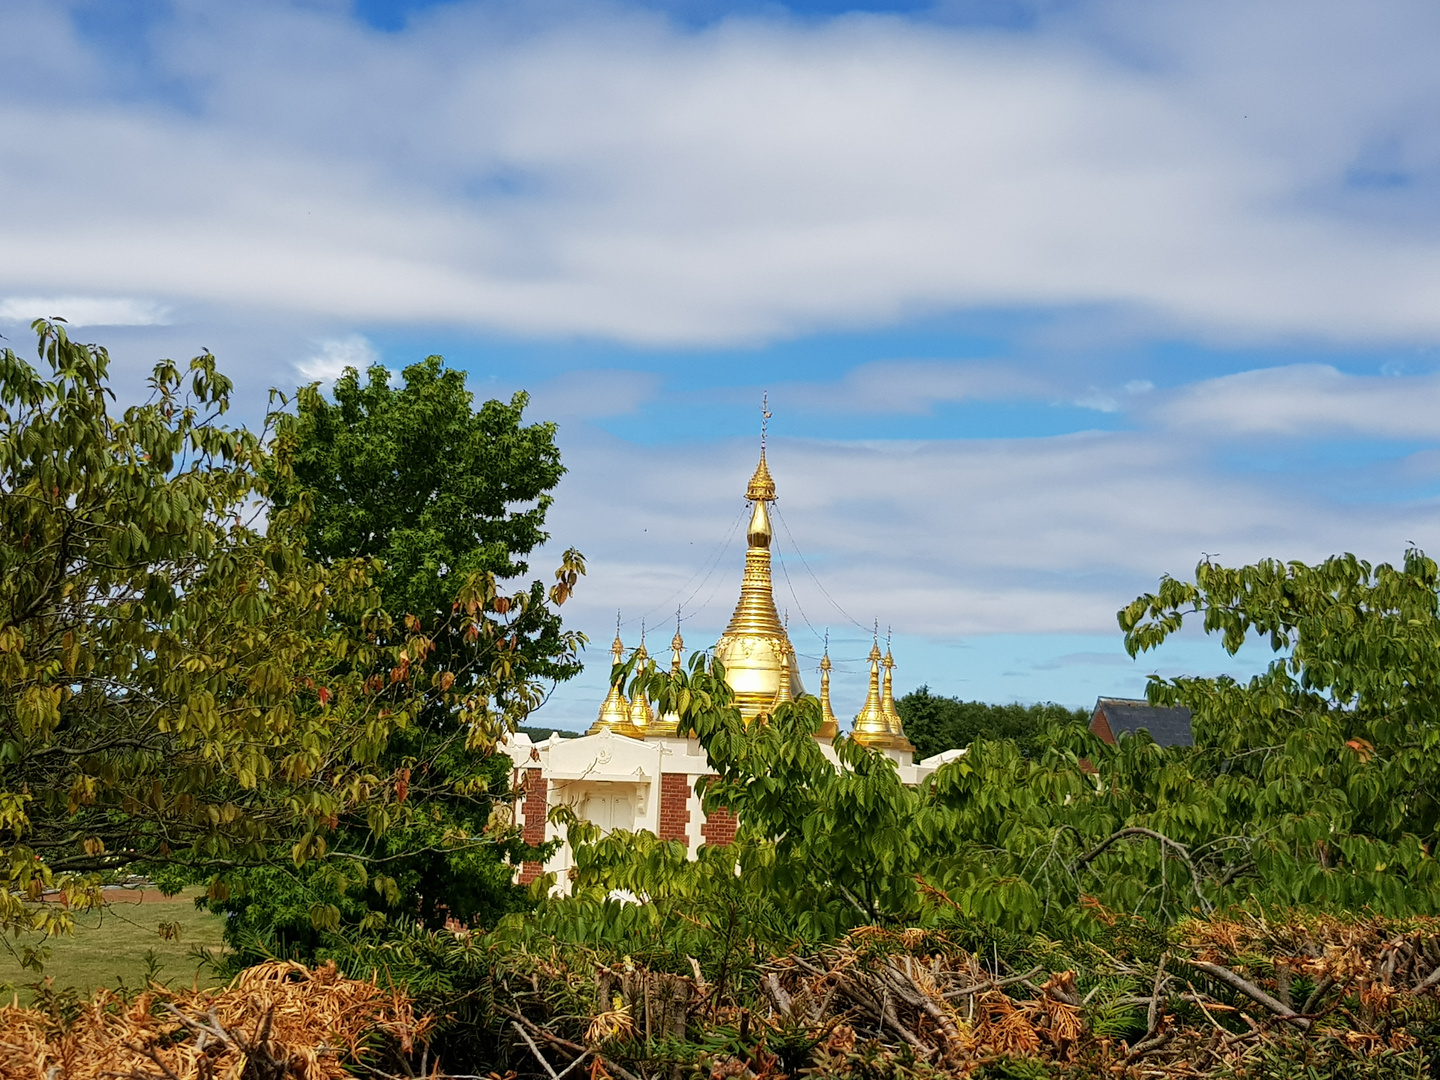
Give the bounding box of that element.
[1089,697,1193,748]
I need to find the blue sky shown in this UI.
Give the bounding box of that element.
[4,0,1440,729]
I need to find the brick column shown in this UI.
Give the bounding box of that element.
[518,767,547,885]
[700,804,737,847]
[658,773,692,847]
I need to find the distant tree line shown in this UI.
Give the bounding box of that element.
[895,687,1088,759]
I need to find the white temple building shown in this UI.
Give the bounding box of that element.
[502,442,950,888]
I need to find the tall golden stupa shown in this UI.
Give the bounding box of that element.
[711,446,806,722]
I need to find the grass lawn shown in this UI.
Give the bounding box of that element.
[0,887,229,1003]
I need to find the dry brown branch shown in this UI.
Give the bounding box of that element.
[1186,960,1311,1030]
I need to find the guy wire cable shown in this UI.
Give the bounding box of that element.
[772,503,872,633]
[773,543,826,647]
[621,505,747,629]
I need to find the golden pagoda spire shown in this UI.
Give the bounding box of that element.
[671,619,685,673]
[650,614,684,737]
[817,640,839,740]
[852,638,888,745]
[628,632,655,733]
[772,637,794,711]
[714,396,804,723]
[880,638,916,754]
[589,615,642,738]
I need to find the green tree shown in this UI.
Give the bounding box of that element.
[204,355,586,958]
[896,687,1085,759]
[1119,548,1440,912]
[271,357,578,699]
[0,322,579,949]
[0,322,409,935]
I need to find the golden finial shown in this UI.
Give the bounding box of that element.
[589,615,642,738]
[817,634,839,740]
[745,394,777,503]
[772,648,794,710]
[880,640,914,752]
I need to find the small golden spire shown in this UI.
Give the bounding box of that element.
[880,644,916,753]
[852,640,888,745]
[651,616,684,737]
[588,617,642,738]
[772,647,794,710]
[817,644,839,741]
[628,638,655,733]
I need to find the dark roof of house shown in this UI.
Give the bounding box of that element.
[1090,697,1193,748]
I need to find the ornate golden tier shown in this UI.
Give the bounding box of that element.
[713,450,805,723]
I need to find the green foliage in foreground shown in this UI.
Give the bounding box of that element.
[282,546,1440,1073]
[197,356,585,963]
[0,322,583,948]
[896,688,1087,759]
[515,547,1440,961]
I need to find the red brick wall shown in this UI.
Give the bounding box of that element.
[659,773,692,847]
[700,804,737,847]
[518,767,547,885]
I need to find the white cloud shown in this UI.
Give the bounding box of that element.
[0,296,170,327]
[538,425,1440,651]
[1155,365,1440,438]
[2,2,1440,343]
[527,369,662,420]
[779,360,1046,414]
[295,334,380,383]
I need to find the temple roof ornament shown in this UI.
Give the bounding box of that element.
[817,649,840,741]
[628,639,656,733]
[852,641,888,745]
[589,624,643,738]
[713,405,804,723]
[880,646,917,753]
[650,622,684,736]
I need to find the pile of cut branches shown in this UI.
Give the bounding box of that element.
[0,961,431,1080]
[486,914,1440,1078]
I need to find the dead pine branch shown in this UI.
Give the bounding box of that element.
[1187,960,1311,1030]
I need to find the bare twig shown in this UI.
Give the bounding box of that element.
[1072,827,1213,914]
[511,1020,559,1080]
